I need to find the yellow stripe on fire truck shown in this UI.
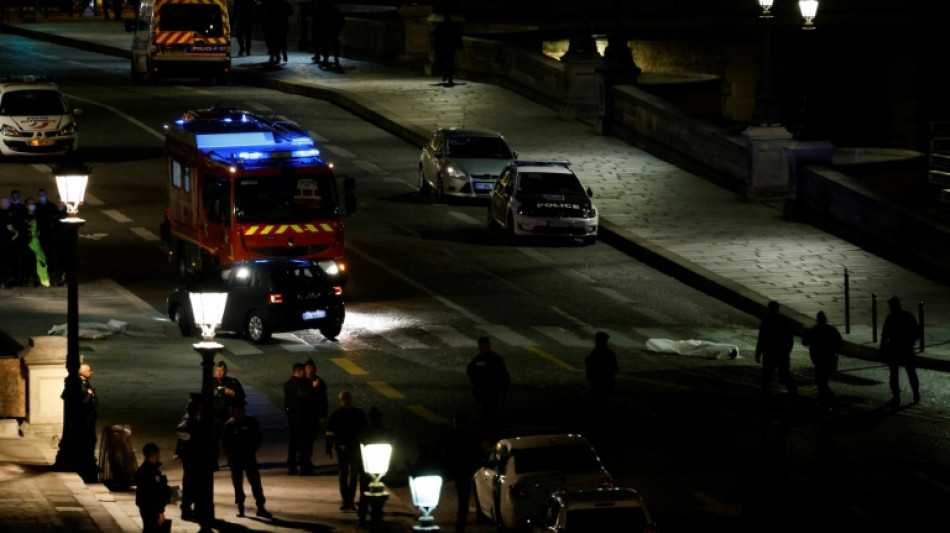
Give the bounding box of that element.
[243,224,332,236]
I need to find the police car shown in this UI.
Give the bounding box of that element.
[487,161,598,245]
[0,77,81,157]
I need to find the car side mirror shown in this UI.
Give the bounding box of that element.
[586,187,594,198]
[342,176,357,215]
[73,108,83,116]
[124,18,136,32]
[512,151,519,159]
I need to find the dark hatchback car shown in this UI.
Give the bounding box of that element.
[166,258,346,343]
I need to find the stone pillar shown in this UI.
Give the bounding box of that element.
[559,25,602,122]
[397,4,435,69]
[21,336,68,442]
[595,20,640,133]
[741,125,795,201]
[783,140,836,220]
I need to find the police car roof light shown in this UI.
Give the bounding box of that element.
[513,160,572,168]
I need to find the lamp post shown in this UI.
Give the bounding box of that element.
[751,0,782,126]
[52,165,93,481]
[361,442,393,533]
[409,475,443,531]
[793,0,820,140]
[190,291,228,533]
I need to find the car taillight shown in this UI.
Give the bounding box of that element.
[268,293,283,304]
[333,286,342,296]
[508,483,529,500]
[643,525,658,533]
[600,472,613,488]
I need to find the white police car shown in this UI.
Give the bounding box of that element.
[487,161,598,245]
[0,77,81,157]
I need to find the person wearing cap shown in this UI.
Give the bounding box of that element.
[300,358,328,475]
[173,394,206,522]
[135,443,170,533]
[212,361,245,468]
[466,337,510,430]
[585,331,619,406]
[881,296,921,407]
[222,403,272,519]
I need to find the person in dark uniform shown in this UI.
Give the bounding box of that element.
[232,0,257,56]
[801,311,843,412]
[78,363,99,482]
[135,443,170,533]
[311,0,345,69]
[173,394,205,522]
[283,362,306,475]
[585,331,619,406]
[755,301,798,400]
[881,296,921,407]
[435,413,482,533]
[325,390,367,511]
[466,337,510,430]
[432,11,463,85]
[212,361,245,468]
[0,196,13,286]
[221,404,272,519]
[33,188,62,282]
[8,190,31,287]
[301,358,328,474]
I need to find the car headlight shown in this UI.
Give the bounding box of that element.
[443,164,468,179]
[0,124,20,137]
[516,205,537,217]
[316,260,343,276]
[58,123,77,136]
[583,208,597,219]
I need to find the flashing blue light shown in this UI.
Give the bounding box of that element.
[175,119,184,125]
[241,114,248,122]
[238,151,266,160]
[223,117,233,123]
[292,149,321,158]
[291,136,313,145]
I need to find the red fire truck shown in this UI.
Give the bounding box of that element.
[162,106,356,277]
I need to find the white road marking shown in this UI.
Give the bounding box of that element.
[583,327,641,348]
[549,306,590,328]
[385,331,429,350]
[559,268,596,283]
[324,145,356,158]
[421,325,473,348]
[84,193,104,206]
[130,227,162,242]
[102,209,132,223]
[309,131,329,143]
[353,160,387,175]
[243,102,272,112]
[64,93,164,141]
[98,278,161,314]
[31,163,51,173]
[448,211,480,225]
[216,337,264,356]
[634,327,676,342]
[518,247,551,264]
[532,326,591,347]
[476,325,535,347]
[594,286,631,304]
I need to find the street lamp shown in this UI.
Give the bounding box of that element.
[750,0,781,126]
[361,442,393,533]
[799,0,819,29]
[52,164,94,482]
[409,475,443,531]
[794,0,820,140]
[189,291,227,532]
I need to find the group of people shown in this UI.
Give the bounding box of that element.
[229,0,345,68]
[0,188,65,289]
[756,297,923,414]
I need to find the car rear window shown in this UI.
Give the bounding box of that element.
[159,4,225,37]
[447,136,512,159]
[517,172,585,195]
[0,90,67,116]
[269,265,326,291]
[566,507,648,531]
[513,444,601,474]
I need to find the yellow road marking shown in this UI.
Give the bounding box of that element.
[525,346,577,371]
[368,381,405,399]
[330,357,368,376]
[407,404,449,425]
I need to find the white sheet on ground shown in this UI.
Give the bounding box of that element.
[48,319,129,340]
[645,338,740,360]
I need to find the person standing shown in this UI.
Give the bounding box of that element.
[300,358,328,474]
[755,300,798,400]
[283,362,306,475]
[435,413,482,533]
[880,296,921,407]
[212,361,245,468]
[221,404,272,519]
[135,443,170,533]
[173,394,204,522]
[801,311,843,412]
[466,337,510,429]
[0,196,13,287]
[110,0,123,20]
[325,390,367,511]
[8,189,30,287]
[432,11,463,86]
[33,188,61,284]
[232,0,257,56]
[78,363,99,482]
[312,0,344,69]
[585,331,619,406]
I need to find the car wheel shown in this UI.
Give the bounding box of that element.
[173,306,192,337]
[474,489,492,525]
[246,311,272,344]
[418,166,431,195]
[582,235,597,245]
[486,206,497,230]
[319,324,342,340]
[436,175,446,203]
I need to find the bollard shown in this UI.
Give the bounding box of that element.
[844,267,851,334]
[871,293,877,343]
[919,301,925,352]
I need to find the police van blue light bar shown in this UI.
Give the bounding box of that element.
[238,151,266,160]
[292,149,320,157]
[514,161,572,168]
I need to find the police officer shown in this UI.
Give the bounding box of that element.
[78,363,99,482]
[212,361,245,468]
[283,363,307,475]
[300,358,328,475]
[585,331,619,406]
[881,296,921,407]
[466,337,510,428]
[33,188,61,280]
[221,404,272,519]
[325,390,367,511]
[134,443,170,533]
[435,413,482,533]
[173,394,205,521]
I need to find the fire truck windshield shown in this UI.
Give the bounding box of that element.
[234,174,338,223]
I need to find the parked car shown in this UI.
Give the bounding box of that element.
[0,76,80,157]
[532,488,658,533]
[419,127,517,201]
[166,258,346,343]
[473,434,612,531]
[487,161,598,245]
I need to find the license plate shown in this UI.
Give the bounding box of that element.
[547,219,574,227]
[30,138,54,147]
[302,310,327,320]
[474,182,493,191]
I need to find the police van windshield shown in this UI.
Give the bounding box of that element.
[159,5,225,37]
[234,175,338,223]
[0,90,68,116]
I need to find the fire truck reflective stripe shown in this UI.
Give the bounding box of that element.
[243,224,330,235]
[320,223,333,231]
[305,224,319,232]
[260,225,275,235]
[244,226,258,235]
[275,225,306,234]
[289,225,305,233]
